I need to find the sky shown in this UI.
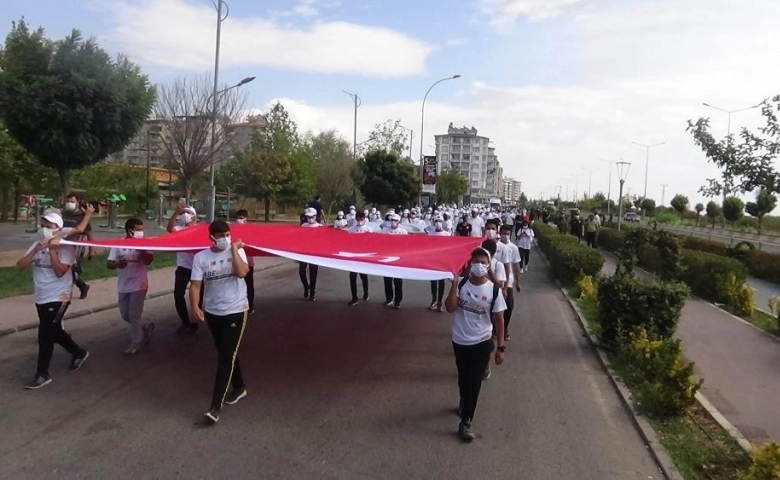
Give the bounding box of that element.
[2,0,780,207]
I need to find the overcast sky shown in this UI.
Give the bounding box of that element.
[2,0,779,207]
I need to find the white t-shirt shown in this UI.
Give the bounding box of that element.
[333,218,348,229]
[301,222,323,228]
[348,224,373,234]
[384,226,409,235]
[499,241,522,287]
[173,226,196,269]
[26,236,77,305]
[107,247,150,293]
[191,247,249,316]
[452,277,507,346]
[491,257,507,285]
[517,226,535,250]
[467,216,485,237]
[427,230,451,236]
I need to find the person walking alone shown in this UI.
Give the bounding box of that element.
[516,220,534,273]
[190,220,250,424]
[445,247,507,441]
[584,213,599,248]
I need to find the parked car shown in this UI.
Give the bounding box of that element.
[623,212,640,223]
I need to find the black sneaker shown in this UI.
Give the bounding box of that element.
[303,288,310,299]
[69,351,90,372]
[176,324,189,335]
[79,284,90,300]
[309,293,316,302]
[224,388,247,406]
[483,366,491,380]
[187,324,199,334]
[348,299,359,306]
[458,421,475,442]
[25,374,52,390]
[362,292,369,301]
[203,408,220,424]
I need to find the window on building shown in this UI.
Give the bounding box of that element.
[441,137,449,144]
[442,145,449,152]
[464,138,471,144]
[462,154,470,161]
[451,154,460,160]
[452,137,461,144]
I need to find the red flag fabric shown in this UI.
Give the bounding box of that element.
[62,224,481,280]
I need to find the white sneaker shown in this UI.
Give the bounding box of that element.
[123,343,141,356]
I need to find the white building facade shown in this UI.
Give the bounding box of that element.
[434,124,502,204]
[502,177,522,205]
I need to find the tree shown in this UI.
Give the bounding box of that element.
[276,146,316,208]
[722,196,744,223]
[694,203,704,226]
[152,74,247,202]
[436,169,468,205]
[670,194,689,219]
[235,103,299,221]
[362,119,409,157]
[705,201,722,228]
[359,150,421,207]
[640,198,656,216]
[519,193,529,207]
[306,131,354,216]
[745,188,777,234]
[0,20,155,200]
[70,164,153,215]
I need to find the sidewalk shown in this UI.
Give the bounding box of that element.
[0,257,293,336]
[599,252,780,444]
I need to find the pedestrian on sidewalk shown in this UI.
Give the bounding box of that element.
[499,224,523,341]
[62,192,95,300]
[107,218,155,356]
[167,203,200,334]
[347,211,372,306]
[445,247,506,442]
[517,221,534,272]
[190,220,250,424]
[299,208,323,301]
[584,213,599,248]
[16,211,92,390]
[235,210,255,314]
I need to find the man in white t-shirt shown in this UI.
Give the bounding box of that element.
[300,207,323,300]
[382,214,407,308]
[167,203,200,334]
[467,208,486,238]
[444,246,506,442]
[190,220,250,425]
[426,216,451,311]
[516,220,535,272]
[107,218,155,356]
[16,210,94,390]
[499,224,523,341]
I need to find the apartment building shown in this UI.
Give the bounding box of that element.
[434,123,502,203]
[502,177,522,204]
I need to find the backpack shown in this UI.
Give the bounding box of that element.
[458,277,501,315]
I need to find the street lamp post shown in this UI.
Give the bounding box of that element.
[581,166,599,200]
[343,91,361,205]
[206,0,228,224]
[616,161,631,231]
[702,101,761,205]
[398,124,414,160]
[631,141,665,199]
[598,158,620,218]
[419,75,461,203]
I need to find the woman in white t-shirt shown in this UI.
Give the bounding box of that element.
[190,220,250,425]
[107,218,155,356]
[517,221,535,272]
[445,247,507,442]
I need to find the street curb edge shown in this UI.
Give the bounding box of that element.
[0,261,293,339]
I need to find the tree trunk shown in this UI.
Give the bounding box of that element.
[12,178,20,223]
[758,215,763,235]
[58,169,69,204]
[0,182,9,221]
[183,179,191,205]
[264,195,271,222]
[695,215,699,227]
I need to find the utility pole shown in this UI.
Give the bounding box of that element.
[660,183,668,206]
[343,90,361,205]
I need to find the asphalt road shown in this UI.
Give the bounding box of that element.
[0,260,659,479]
[655,223,780,254]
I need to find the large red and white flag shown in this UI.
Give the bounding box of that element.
[63,224,481,280]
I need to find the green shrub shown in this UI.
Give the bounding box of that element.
[654,211,680,224]
[636,243,661,272]
[597,274,689,349]
[617,327,702,419]
[679,250,748,303]
[740,249,780,285]
[548,238,604,285]
[597,228,625,252]
[680,236,728,256]
[737,441,780,480]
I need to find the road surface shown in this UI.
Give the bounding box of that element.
[0,260,659,479]
[656,223,780,254]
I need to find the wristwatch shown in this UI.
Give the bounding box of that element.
[497,345,506,353]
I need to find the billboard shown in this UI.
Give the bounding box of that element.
[422,155,437,194]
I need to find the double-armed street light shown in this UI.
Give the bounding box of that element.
[419,75,461,203]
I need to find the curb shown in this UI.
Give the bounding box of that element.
[0,261,293,338]
[534,247,682,479]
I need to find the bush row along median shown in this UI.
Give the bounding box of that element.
[536,222,780,479]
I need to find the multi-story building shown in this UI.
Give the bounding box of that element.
[106,119,166,167]
[434,123,502,204]
[502,177,522,205]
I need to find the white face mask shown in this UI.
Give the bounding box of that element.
[470,263,489,277]
[486,229,497,240]
[182,213,194,224]
[65,202,77,211]
[132,230,144,239]
[40,227,56,239]
[500,234,510,243]
[357,220,365,226]
[236,218,247,224]
[213,235,231,251]
[434,221,443,230]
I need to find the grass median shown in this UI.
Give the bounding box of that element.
[0,252,177,299]
[570,291,751,480]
